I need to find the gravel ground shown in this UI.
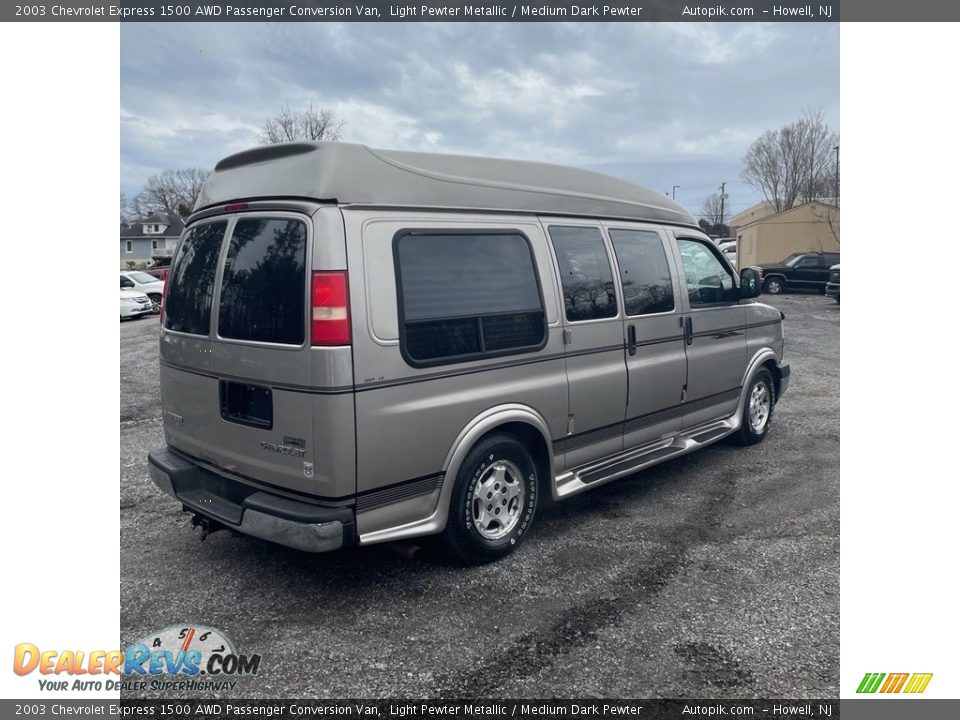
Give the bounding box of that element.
[120,293,839,698]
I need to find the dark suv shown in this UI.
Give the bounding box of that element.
[760,252,840,294]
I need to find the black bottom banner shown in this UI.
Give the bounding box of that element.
[8,699,960,719]
[3,699,851,719]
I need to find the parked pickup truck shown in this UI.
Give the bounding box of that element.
[760,252,840,295]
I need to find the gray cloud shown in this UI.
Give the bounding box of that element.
[121,21,838,218]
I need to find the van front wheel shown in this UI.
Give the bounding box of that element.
[731,368,775,446]
[443,433,539,564]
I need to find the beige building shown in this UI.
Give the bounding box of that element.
[736,201,839,268]
[729,200,777,238]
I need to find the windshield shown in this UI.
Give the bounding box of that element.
[129,272,157,284]
[783,254,804,267]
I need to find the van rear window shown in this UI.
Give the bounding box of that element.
[218,218,307,345]
[164,221,227,335]
[395,231,546,366]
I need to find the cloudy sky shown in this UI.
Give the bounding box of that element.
[121,22,838,218]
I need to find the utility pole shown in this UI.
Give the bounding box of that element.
[718,182,727,232]
[671,185,679,200]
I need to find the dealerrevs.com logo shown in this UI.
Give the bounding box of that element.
[13,625,261,693]
[856,672,933,694]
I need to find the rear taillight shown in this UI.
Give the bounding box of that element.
[159,288,166,325]
[311,271,350,346]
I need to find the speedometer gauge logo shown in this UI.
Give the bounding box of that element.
[138,625,236,660]
[126,624,260,676]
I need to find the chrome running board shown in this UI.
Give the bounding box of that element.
[553,416,738,500]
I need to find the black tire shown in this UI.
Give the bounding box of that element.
[443,433,539,564]
[731,368,775,446]
[148,293,163,304]
[763,277,784,295]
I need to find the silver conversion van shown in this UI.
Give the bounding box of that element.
[149,142,789,564]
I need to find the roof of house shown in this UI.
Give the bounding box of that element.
[120,213,185,238]
[739,200,839,229]
[196,142,697,227]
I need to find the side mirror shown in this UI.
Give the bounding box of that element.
[739,267,761,299]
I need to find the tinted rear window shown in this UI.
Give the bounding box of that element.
[218,218,307,345]
[395,231,546,365]
[164,221,227,335]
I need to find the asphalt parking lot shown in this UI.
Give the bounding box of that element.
[120,293,839,699]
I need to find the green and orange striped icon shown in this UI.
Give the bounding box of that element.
[857,672,933,694]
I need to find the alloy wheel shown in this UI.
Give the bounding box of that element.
[471,460,525,540]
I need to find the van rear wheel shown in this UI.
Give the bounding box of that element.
[443,433,538,564]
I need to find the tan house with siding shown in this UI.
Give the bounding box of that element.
[736,201,839,268]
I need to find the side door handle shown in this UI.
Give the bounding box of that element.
[627,325,637,356]
[683,316,693,346]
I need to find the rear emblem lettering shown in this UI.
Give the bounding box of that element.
[259,441,305,458]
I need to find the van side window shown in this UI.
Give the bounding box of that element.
[394,231,546,366]
[608,229,675,316]
[677,238,738,306]
[548,226,618,322]
[164,220,228,335]
[218,217,307,345]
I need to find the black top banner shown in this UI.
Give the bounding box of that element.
[6,0,952,23]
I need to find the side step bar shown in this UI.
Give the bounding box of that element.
[554,417,737,500]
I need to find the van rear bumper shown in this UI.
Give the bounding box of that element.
[148,447,355,553]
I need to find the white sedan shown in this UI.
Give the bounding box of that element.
[120,271,165,306]
[120,290,154,320]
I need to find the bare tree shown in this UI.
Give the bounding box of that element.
[259,102,345,144]
[120,192,135,223]
[136,168,210,218]
[700,193,725,227]
[741,109,838,212]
